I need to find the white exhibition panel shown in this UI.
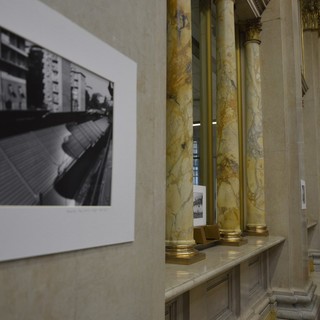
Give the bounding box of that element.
[0,0,137,261]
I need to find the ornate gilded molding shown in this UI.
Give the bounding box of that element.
[301,0,320,32]
[245,18,262,43]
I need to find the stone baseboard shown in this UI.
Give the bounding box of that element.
[273,282,320,319]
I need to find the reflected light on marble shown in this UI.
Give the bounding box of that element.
[227,250,240,255]
[177,271,192,277]
[247,239,265,246]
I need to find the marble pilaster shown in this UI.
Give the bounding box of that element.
[216,0,243,243]
[244,19,268,236]
[166,0,205,264]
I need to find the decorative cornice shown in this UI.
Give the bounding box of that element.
[301,0,320,33]
[234,0,271,21]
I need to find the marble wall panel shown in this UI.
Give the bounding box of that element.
[189,269,239,320]
[261,0,309,292]
[303,31,320,250]
[0,254,77,319]
[260,20,286,153]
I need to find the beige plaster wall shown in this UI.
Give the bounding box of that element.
[261,0,309,290]
[0,1,166,319]
[303,30,320,250]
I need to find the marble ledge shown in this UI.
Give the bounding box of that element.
[165,235,285,302]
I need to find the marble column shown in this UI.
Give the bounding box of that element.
[166,0,205,264]
[244,19,268,236]
[216,0,244,244]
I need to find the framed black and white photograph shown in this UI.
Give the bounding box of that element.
[193,185,206,227]
[0,0,137,261]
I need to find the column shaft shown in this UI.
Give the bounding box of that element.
[216,0,243,243]
[199,0,214,224]
[166,0,205,264]
[244,20,268,236]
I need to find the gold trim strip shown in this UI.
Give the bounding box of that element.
[245,225,269,236]
[206,1,213,226]
[166,244,206,265]
[236,25,244,231]
[220,230,248,246]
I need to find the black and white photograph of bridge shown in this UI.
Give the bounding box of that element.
[0,26,114,206]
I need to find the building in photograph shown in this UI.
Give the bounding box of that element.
[0,27,28,110]
[27,46,73,112]
[71,64,86,111]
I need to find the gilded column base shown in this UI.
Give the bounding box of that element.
[219,231,248,246]
[165,244,206,265]
[245,225,269,236]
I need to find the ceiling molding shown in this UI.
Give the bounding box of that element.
[248,0,270,16]
[235,0,271,21]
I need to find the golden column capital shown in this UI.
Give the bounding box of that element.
[301,0,320,32]
[245,19,262,44]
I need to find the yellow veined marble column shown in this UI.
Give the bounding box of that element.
[166,0,205,264]
[244,19,268,236]
[216,0,245,244]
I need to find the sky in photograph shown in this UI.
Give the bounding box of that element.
[79,67,113,101]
